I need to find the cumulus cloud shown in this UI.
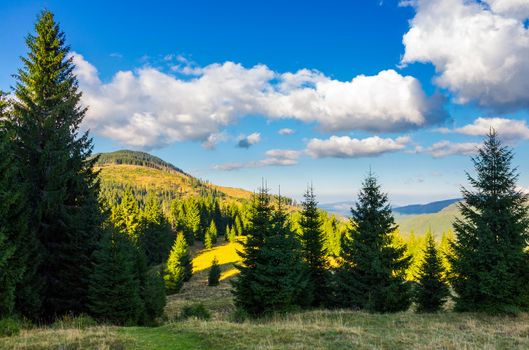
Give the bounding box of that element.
[401,0,529,111]
[278,128,295,135]
[439,117,529,142]
[416,140,480,158]
[73,53,446,149]
[306,135,411,159]
[213,149,301,171]
[237,132,261,149]
[202,132,229,150]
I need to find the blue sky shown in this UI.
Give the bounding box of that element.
[2,0,529,205]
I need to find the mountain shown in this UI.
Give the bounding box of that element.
[393,198,461,215]
[320,198,462,238]
[94,150,254,207]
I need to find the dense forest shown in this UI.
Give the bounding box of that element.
[1,11,529,331]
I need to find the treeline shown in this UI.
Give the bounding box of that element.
[231,130,529,316]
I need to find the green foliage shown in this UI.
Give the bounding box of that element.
[0,318,22,337]
[204,220,218,249]
[414,232,450,312]
[164,232,191,294]
[96,150,185,174]
[51,314,98,330]
[299,186,329,307]
[180,303,211,320]
[135,249,166,325]
[140,194,173,265]
[208,256,221,286]
[8,10,103,319]
[88,231,143,325]
[232,188,307,316]
[450,131,529,314]
[112,190,142,243]
[334,173,412,313]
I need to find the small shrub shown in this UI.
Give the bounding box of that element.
[180,303,211,320]
[0,318,21,337]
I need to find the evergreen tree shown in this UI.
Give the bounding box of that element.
[232,188,306,316]
[140,194,173,265]
[10,11,103,319]
[227,225,236,243]
[164,232,191,294]
[299,185,329,307]
[208,256,221,286]
[88,230,143,325]
[450,130,529,313]
[185,199,201,243]
[335,173,411,312]
[112,190,142,243]
[204,220,218,249]
[414,232,450,312]
[133,247,166,324]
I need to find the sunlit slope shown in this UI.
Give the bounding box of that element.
[94,150,253,201]
[192,241,243,281]
[395,203,461,237]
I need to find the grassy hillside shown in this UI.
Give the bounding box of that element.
[395,203,461,238]
[4,240,529,349]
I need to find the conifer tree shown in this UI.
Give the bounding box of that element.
[414,232,450,312]
[204,220,218,249]
[10,11,103,319]
[185,200,201,243]
[227,225,236,243]
[232,188,306,315]
[208,256,221,286]
[299,185,329,307]
[112,190,142,243]
[450,130,529,313]
[133,246,166,324]
[335,173,411,312]
[140,194,173,265]
[164,232,191,294]
[88,230,143,325]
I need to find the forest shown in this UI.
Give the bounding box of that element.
[1,10,529,349]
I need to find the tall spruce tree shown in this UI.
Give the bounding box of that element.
[112,190,142,243]
[414,232,450,312]
[335,173,411,312]
[299,185,329,307]
[232,188,306,316]
[450,130,529,313]
[10,11,103,319]
[204,220,217,249]
[164,232,191,294]
[88,230,143,325]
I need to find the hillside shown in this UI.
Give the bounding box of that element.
[94,150,254,205]
[395,203,461,237]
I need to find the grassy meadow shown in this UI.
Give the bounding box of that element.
[2,241,529,350]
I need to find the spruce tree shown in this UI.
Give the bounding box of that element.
[164,232,191,294]
[335,173,411,312]
[10,11,103,319]
[414,232,450,312]
[88,230,143,325]
[185,199,201,243]
[299,185,329,307]
[450,130,529,313]
[232,188,306,316]
[204,220,217,249]
[140,194,173,265]
[112,190,142,243]
[133,247,166,324]
[208,256,221,286]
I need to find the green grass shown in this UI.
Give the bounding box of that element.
[3,243,529,349]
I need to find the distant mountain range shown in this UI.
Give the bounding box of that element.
[320,198,463,237]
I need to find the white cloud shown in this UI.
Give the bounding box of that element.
[401,0,529,110]
[306,135,411,159]
[443,117,529,142]
[237,132,261,148]
[417,140,480,158]
[73,53,446,149]
[278,128,295,135]
[202,132,229,150]
[213,149,301,171]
